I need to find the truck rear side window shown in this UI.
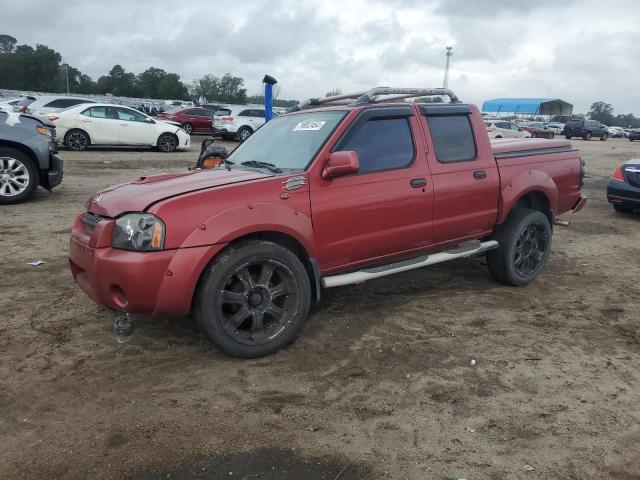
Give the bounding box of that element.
[426,115,476,163]
[337,118,414,174]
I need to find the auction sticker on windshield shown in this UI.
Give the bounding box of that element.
[293,120,326,131]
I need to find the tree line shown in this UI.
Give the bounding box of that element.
[0,34,297,106]
[587,101,640,129]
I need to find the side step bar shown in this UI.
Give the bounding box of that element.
[322,240,498,288]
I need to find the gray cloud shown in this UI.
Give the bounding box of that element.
[0,0,637,113]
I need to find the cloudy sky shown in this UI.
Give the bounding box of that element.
[1,0,639,114]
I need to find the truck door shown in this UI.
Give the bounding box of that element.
[418,105,499,244]
[310,107,434,273]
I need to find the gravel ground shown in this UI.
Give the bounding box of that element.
[0,135,639,479]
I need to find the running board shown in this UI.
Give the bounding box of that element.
[322,240,499,288]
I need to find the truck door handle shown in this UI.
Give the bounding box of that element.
[473,170,487,179]
[410,178,427,187]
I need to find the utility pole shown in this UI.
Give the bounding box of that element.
[65,65,70,94]
[443,46,453,88]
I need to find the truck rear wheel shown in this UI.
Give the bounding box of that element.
[194,240,311,358]
[486,208,552,286]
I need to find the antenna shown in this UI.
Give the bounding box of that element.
[443,46,453,88]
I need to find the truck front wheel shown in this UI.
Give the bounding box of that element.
[486,208,552,286]
[194,240,311,358]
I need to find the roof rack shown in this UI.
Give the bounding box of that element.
[290,87,461,112]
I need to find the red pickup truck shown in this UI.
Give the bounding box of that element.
[69,87,586,358]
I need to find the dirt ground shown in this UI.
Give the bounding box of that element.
[1,135,639,480]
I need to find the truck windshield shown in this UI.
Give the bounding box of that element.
[226,110,346,173]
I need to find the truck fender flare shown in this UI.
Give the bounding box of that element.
[179,202,317,259]
[498,170,558,224]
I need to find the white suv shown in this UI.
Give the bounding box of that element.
[26,96,96,115]
[485,120,531,139]
[213,106,266,142]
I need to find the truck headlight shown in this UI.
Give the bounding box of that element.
[112,213,165,251]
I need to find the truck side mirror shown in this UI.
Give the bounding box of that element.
[322,151,360,179]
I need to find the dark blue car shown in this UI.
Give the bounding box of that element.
[607,155,640,213]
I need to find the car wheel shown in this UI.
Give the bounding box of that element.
[237,126,253,142]
[600,133,608,141]
[613,204,633,213]
[583,132,592,140]
[194,240,312,358]
[182,123,193,135]
[486,208,552,287]
[64,129,90,151]
[157,133,178,153]
[549,132,555,139]
[0,148,39,205]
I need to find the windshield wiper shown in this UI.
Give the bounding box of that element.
[240,160,282,173]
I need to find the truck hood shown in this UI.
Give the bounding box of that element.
[86,169,272,217]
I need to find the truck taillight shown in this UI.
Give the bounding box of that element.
[611,166,625,182]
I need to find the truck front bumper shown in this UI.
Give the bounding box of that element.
[68,214,227,316]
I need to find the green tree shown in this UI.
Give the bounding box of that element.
[325,88,342,97]
[246,94,298,108]
[190,73,246,103]
[96,65,139,97]
[77,74,96,94]
[0,34,16,54]
[588,101,614,124]
[156,73,188,99]
[136,67,166,98]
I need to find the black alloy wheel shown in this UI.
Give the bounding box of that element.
[512,222,549,278]
[195,240,311,358]
[217,260,299,346]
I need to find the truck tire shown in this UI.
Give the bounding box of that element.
[194,240,311,358]
[600,133,608,141]
[0,148,39,204]
[486,208,552,287]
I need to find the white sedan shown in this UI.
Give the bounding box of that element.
[46,103,191,152]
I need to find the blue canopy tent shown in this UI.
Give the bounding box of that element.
[482,98,573,117]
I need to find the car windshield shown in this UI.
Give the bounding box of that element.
[225,110,346,173]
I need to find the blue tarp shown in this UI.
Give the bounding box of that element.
[482,98,573,116]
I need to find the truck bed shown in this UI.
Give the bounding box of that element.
[490,138,582,218]
[490,138,573,157]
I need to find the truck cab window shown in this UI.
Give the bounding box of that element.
[426,115,476,163]
[336,118,414,174]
